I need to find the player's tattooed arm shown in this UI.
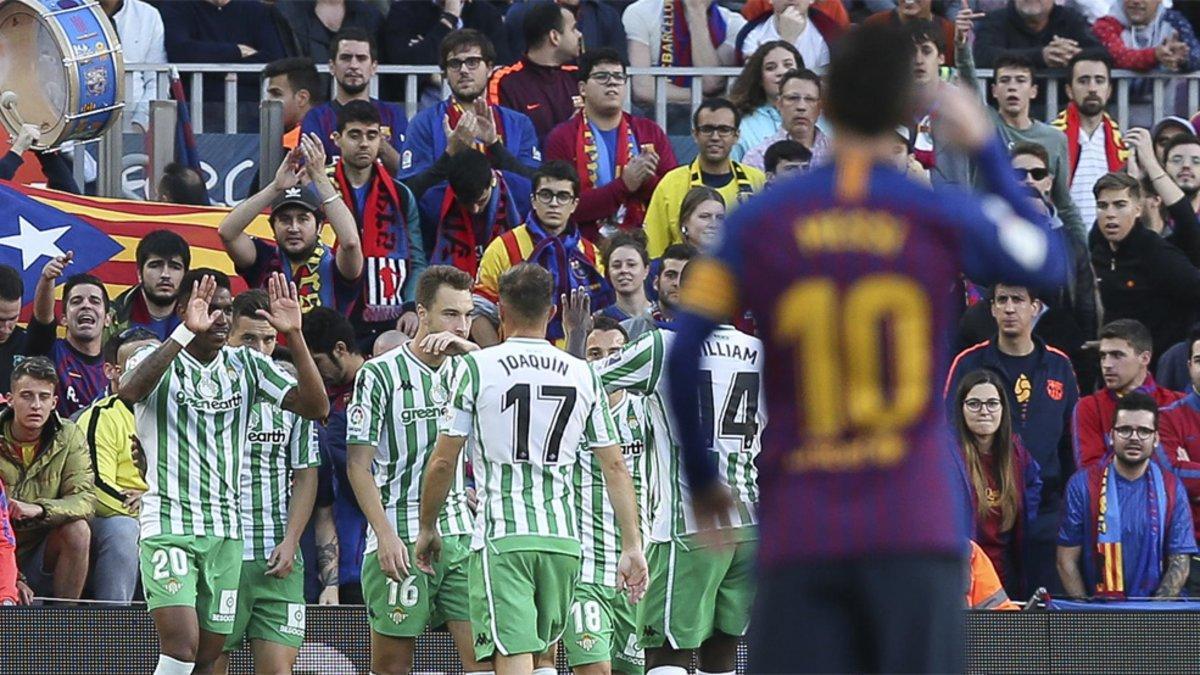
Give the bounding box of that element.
[1056,545,1088,599]
[118,339,184,404]
[314,504,339,600]
[1154,554,1190,598]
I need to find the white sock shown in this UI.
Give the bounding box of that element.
[154,655,194,675]
[647,668,689,675]
[532,669,557,675]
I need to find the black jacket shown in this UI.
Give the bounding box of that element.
[1090,222,1200,361]
[974,2,1101,69]
[381,0,509,67]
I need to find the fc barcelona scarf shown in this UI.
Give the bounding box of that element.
[661,0,727,87]
[432,171,518,277]
[523,212,612,340]
[332,158,410,321]
[574,111,646,229]
[1087,458,1170,598]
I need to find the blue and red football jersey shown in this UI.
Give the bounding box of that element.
[23,320,107,418]
[672,138,1069,568]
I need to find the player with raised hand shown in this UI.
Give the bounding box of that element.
[566,315,654,675]
[213,289,321,675]
[595,267,765,675]
[345,265,485,675]
[666,23,1069,673]
[416,264,648,675]
[120,270,329,675]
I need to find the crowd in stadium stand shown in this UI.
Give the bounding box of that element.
[4,0,1200,667]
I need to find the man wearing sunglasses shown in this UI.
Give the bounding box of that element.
[986,53,1086,246]
[545,48,677,241]
[474,161,611,346]
[1057,391,1195,599]
[400,30,540,196]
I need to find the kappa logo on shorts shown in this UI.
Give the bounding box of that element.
[280,603,306,637]
[475,632,491,647]
[577,633,598,651]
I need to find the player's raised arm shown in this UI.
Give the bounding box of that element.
[119,275,218,404]
[264,274,330,420]
[935,84,1070,290]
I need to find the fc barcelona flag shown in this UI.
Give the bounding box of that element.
[0,181,278,314]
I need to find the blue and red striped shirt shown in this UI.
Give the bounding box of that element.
[23,320,107,418]
[668,137,1070,567]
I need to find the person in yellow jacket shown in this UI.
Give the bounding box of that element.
[76,327,159,603]
[474,161,611,346]
[967,540,1021,610]
[642,99,766,258]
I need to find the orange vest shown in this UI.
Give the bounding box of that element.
[967,541,1021,610]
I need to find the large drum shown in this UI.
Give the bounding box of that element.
[0,0,123,149]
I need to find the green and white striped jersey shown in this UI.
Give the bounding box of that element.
[239,401,321,561]
[346,343,472,552]
[129,345,297,539]
[598,328,764,543]
[576,391,654,586]
[439,338,618,554]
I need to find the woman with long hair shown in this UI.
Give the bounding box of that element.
[952,369,1042,597]
[677,186,726,251]
[728,40,802,161]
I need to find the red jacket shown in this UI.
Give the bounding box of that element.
[543,112,678,240]
[1155,390,1200,542]
[0,477,16,604]
[1072,374,1183,469]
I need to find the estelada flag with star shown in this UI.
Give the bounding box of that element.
[0,181,279,316]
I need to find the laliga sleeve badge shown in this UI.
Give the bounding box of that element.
[347,403,367,434]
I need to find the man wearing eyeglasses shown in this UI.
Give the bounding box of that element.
[1057,391,1196,599]
[400,30,540,197]
[474,161,611,346]
[742,68,829,172]
[643,98,765,258]
[545,48,677,241]
[944,282,1080,595]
